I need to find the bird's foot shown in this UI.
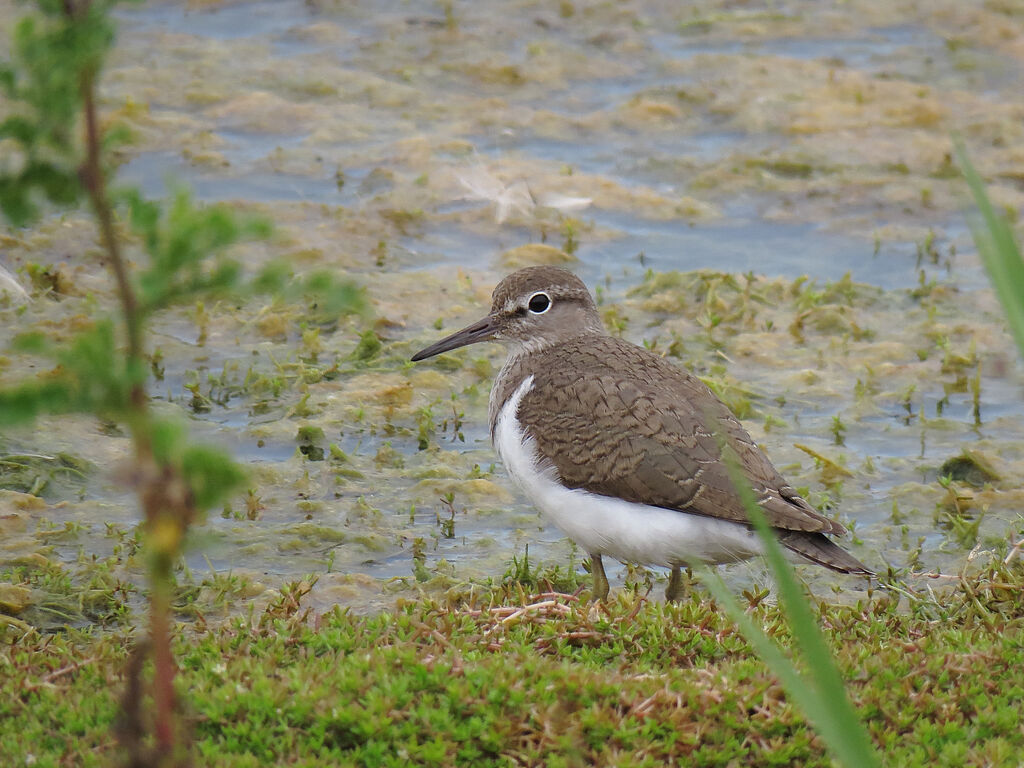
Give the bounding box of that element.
[589,553,610,602]
[665,566,687,602]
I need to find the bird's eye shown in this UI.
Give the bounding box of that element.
[527,292,551,314]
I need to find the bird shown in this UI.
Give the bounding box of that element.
[411,266,870,601]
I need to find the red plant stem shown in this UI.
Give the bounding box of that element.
[80,79,144,373]
[78,44,178,762]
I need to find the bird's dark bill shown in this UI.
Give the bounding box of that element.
[410,316,498,361]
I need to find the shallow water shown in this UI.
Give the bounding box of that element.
[2,0,1024,622]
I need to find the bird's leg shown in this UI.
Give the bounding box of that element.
[665,566,686,602]
[589,553,609,601]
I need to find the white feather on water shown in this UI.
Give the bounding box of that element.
[0,263,29,303]
[535,193,593,213]
[456,166,591,224]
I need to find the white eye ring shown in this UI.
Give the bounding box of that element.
[527,291,552,314]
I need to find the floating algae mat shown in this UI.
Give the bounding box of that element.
[2,0,1023,627]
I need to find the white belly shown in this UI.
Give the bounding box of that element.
[493,376,762,568]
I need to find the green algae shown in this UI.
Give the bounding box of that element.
[939,450,1002,487]
[3,253,1022,621]
[0,0,1023,627]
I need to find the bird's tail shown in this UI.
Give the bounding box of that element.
[778,531,873,576]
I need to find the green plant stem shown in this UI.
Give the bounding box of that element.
[953,137,1024,358]
[719,455,880,767]
[703,412,881,768]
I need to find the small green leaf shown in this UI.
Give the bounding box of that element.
[9,331,51,354]
[0,380,75,426]
[252,260,293,294]
[180,445,246,511]
[0,115,36,144]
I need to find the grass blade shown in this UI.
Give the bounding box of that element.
[697,435,881,768]
[954,137,1024,357]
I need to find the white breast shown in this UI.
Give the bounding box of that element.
[493,375,762,568]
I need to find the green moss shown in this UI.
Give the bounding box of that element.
[939,451,1001,487]
[350,330,382,362]
[3,565,1023,766]
[280,522,346,544]
[296,425,325,443]
[746,157,818,179]
[380,208,425,235]
[0,451,90,497]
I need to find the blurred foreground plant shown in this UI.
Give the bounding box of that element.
[0,2,362,765]
[954,135,1024,593]
[954,138,1024,359]
[693,432,882,768]
[691,138,1024,768]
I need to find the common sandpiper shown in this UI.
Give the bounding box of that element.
[411,266,870,600]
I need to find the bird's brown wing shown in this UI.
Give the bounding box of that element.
[516,337,843,535]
